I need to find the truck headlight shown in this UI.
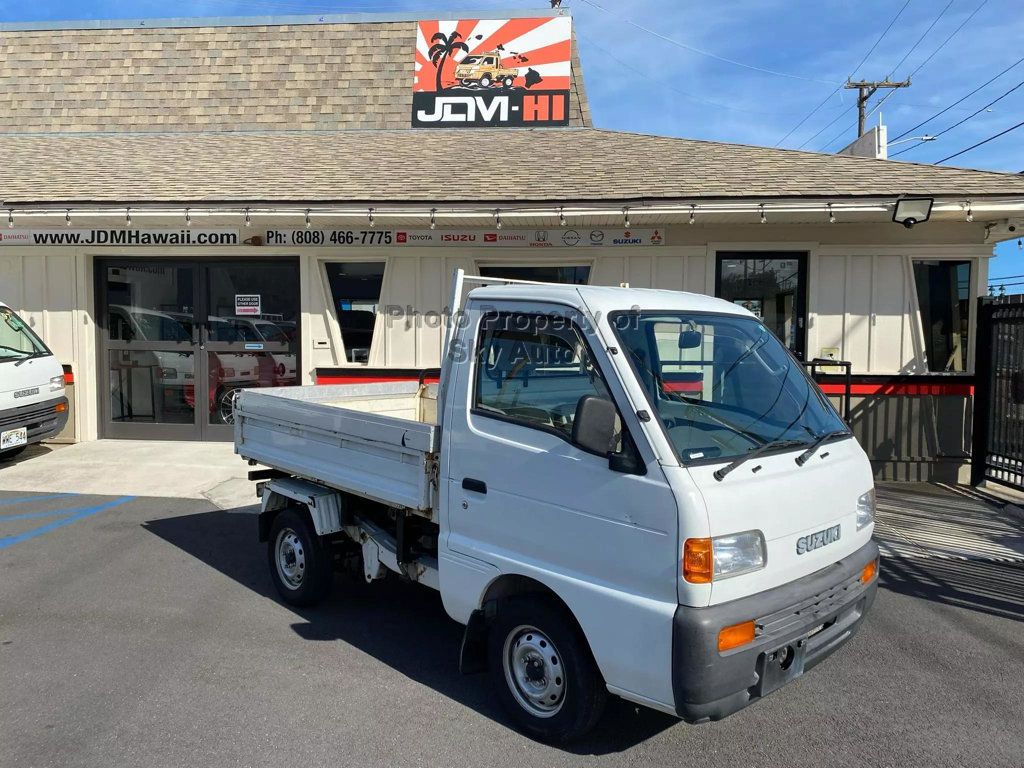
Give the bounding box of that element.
[856,489,876,531]
[683,531,766,582]
[49,375,65,392]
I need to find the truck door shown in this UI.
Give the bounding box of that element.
[441,306,681,701]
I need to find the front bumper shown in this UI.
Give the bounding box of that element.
[672,540,878,722]
[0,395,69,447]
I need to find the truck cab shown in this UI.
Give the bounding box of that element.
[0,301,69,460]
[235,275,878,742]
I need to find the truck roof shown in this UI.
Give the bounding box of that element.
[467,284,754,319]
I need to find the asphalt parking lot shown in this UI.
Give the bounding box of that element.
[1,480,1023,767]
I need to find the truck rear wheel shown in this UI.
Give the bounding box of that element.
[488,596,607,743]
[267,508,333,606]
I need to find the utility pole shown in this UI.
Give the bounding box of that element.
[845,79,911,136]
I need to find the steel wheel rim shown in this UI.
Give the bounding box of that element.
[275,528,305,589]
[503,625,565,718]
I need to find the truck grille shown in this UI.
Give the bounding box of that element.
[0,402,58,430]
[756,571,866,640]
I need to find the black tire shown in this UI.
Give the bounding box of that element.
[479,74,492,88]
[267,507,334,606]
[502,76,514,88]
[0,445,27,462]
[488,596,607,743]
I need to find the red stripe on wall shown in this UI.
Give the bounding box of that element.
[316,374,439,385]
[818,382,975,397]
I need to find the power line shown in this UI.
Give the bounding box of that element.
[577,32,788,116]
[820,0,992,152]
[988,274,1024,283]
[889,56,1024,143]
[575,0,837,85]
[774,0,911,148]
[935,118,1024,164]
[860,0,956,121]
[891,76,1024,157]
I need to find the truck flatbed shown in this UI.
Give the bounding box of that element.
[234,381,439,514]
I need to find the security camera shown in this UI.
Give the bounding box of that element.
[902,218,917,229]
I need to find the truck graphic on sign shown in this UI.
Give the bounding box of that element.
[454,51,519,88]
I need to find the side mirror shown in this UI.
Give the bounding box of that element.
[572,395,616,456]
[678,330,702,349]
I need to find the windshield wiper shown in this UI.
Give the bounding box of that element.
[794,429,850,466]
[714,439,808,482]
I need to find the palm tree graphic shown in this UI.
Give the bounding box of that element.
[428,31,469,92]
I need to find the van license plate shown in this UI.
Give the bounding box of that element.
[1,428,27,450]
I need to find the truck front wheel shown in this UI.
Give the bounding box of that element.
[267,508,333,606]
[479,74,492,88]
[488,597,607,743]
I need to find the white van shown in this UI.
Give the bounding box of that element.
[0,301,69,461]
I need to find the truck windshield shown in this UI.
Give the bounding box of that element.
[610,311,847,464]
[0,306,51,362]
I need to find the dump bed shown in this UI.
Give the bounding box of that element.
[234,382,440,514]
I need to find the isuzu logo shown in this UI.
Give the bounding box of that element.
[796,524,841,555]
[13,387,40,398]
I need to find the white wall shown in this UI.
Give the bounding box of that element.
[0,222,994,441]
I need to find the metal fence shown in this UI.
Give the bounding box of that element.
[973,295,1024,491]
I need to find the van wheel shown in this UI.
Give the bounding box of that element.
[267,508,333,606]
[216,387,239,425]
[488,596,607,743]
[479,74,492,88]
[0,446,26,462]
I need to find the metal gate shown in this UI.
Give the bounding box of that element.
[973,295,1024,490]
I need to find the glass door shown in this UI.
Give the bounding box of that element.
[715,252,808,360]
[101,261,201,440]
[99,258,300,441]
[200,261,300,440]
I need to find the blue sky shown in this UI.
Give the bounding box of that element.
[3,0,1022,285]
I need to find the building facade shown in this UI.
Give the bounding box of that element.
[1,9,1023,483]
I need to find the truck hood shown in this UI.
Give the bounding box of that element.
[685,436,875,606]
[0,355,64,410]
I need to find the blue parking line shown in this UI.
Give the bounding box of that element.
[0,506,100,521]
[0,496,134,550]
[0,493,77,507]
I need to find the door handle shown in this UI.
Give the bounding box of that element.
[462,478,487,494]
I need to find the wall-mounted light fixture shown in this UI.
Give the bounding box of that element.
[892,197,933,229]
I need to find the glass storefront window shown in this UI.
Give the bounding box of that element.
[478,265,591,284]
[325,262,386,364]
[913,260,972,372]
[716,254,806,359]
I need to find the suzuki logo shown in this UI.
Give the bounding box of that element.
[796,524,841,555]
[415,96,511,123]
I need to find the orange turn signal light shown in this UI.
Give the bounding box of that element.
[718,620,756,652]
[55,402,67,413]
[683,538,713,583]
[860,558,878,584]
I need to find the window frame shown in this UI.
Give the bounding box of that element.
[909,258,975,375]
[321,258,389,367]
[470,310,619,456]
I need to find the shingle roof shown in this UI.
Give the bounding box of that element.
[0,12,590,133]
[1,128,1023,205]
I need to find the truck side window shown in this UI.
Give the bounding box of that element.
[473,313,614,443]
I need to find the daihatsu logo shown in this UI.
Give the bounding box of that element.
[796,524,841,554]
[14,387,39,398]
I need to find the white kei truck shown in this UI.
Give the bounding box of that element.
[233,271,879,742]
[0,301,69,461]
